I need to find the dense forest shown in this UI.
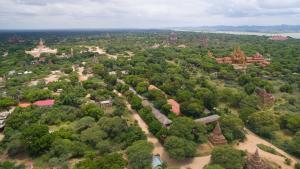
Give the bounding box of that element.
[0,30,299,169]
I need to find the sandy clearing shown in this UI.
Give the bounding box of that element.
[76,66,93,82]
[0,132,4,142]
[236,129,299,169]
[44,70,63,84]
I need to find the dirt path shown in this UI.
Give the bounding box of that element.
[116,82,299,168]
[44,70,63,84]
[0,132,4,142]
[73,65,93,82]
[236,129,299,169]
[116,89,210,169]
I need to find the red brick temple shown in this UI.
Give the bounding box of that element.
[255,88,275,106]
[215,47,270,69]
[246,149,270,169]
[209,121,227,145]
[269,35,288,41]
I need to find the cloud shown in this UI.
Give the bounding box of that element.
[0,0,299,29]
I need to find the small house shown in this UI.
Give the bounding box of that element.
[33,99,55,107]
[152,154,163,169]
[100,100,113,108]
[167,99,181,116]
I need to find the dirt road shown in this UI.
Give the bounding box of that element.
[124,96,211,169]
[236,129,299,169]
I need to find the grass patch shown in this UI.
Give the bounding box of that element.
[257,144,285,157]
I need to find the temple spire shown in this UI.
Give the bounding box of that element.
[246,149,269,169]
[209,121,227,145]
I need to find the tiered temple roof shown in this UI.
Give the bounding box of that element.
[25,39,57,58]
[216,47,271,68]
[246,149,269,169]
[255,88,275,106]
[209,121,227,145]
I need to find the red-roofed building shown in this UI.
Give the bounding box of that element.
[167,99,181,116]
[18,103,31,108]
[33,99,55,107]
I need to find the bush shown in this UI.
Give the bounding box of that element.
[204,165,225,169]
[257,144,281,156]
[280,84,293,93]
[0,161,25,169]
[295,163,300,169]
[0,97,16,110]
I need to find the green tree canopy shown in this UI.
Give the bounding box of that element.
[211,145,245,169]
[164,136,196,160]
[126,140,153,169]
[21,124,54,156]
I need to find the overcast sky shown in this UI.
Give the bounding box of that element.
[0,0,300,29]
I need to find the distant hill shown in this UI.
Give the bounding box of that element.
[174,25,300,33]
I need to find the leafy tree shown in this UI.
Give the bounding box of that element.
[75,153,127,169]
[49,139,85,160]
[169,117,206,143]
[221,114,245,142]
[96,140,112,155]
[130,95,143,110]
[74,116,96,132]
[58,91,81,106]
[92,64,107,77]
[98,117,127,139]
[126,140,153,169]
[164,136,196,160]
[195,88,217,110]
[5,109,40,130]
[63,67,73,74]
[280,84,293,93]
[0,161,25,169]
[180,100,204,118]
[248,111,279,138]
[122,125,146,147]
[21,124,54,156]
[287,132,300,157]
[280,114,300,133]
[105,74,117,86]
[80,103,104,120]
[80,126,107,147]
[176,89,192,102]
[211,146,245,169]
[23,89,52,102]
[136,81,149,94]
[0,97,16,110]
[244,83,256,95]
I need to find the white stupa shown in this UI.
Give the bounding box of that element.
[25,39,57,58]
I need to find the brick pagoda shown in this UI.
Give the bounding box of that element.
[246,149,270,169]
[209,121,227,145]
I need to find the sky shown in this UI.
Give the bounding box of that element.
[0,0,300,29]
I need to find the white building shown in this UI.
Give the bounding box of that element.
[25,39,57,58]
